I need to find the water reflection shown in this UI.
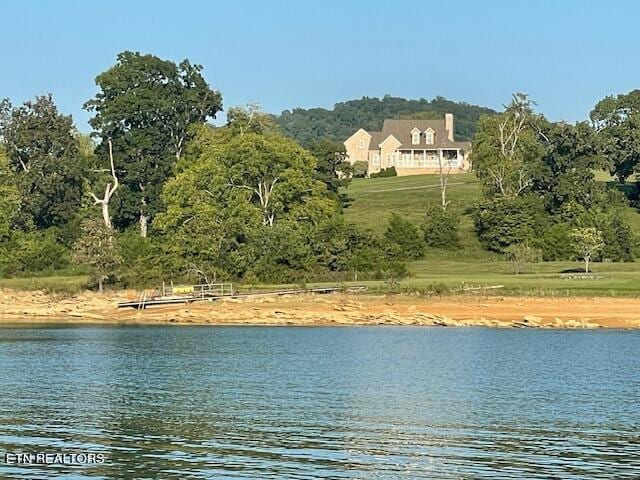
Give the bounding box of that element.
[1,325,639,478]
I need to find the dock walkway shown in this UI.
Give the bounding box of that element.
[118,284,366,309]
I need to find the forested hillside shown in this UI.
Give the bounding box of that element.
[274,95,497,146]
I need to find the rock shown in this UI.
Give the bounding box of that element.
[523,315,542,324]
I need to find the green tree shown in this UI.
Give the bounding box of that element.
[384,214,424,260]
[156,126,338,280]
[72,218,122,292]
[539,223,574,261]
[474,196,547,253]
[570,227,604,273]
[308,137,353,206]
[590,90,640,182]
[422,204,460,248]
[84,51,223,236]
[1,95,83,228]
[0,147,20,238]
[534,121,601,214]
[226,102,276,136]
[217,131,335,227]
[2,230,70,275]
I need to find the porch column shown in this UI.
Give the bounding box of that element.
[411,149,414,167]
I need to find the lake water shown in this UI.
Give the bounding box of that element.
[0,325,639,479]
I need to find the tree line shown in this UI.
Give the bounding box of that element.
[274,95,497,147]
[0,52,403,289]
[0,52,638,290]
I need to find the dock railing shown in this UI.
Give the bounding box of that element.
[162,282,234,298]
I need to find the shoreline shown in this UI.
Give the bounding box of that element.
[1,289,640,329]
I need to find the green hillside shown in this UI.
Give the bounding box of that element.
[274,95,497,147]
[341,173,640,295]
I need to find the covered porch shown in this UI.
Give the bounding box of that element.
[389,149,463,168]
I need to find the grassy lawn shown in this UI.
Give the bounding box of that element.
[244,258,640,297]
[340,172,640,296]
[344,172,481,232]
[0,275,88,294]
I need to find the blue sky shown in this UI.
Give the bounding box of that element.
[1,0,638,131]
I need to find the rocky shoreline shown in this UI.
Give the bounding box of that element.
[1,289,639,329]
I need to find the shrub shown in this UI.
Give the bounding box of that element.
[473,196,547,253]
[370,166,397,178]
[116,231,170,287]
[504,242,542,274]
[540,223,573,261]
[422,205,460,248]
[0,230,70,276]
[352,161,369,178]
[384,214,424,260]
[599,212,634,262]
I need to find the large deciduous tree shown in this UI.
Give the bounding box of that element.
[590,90,640,182]
[307,137,353,207]
[84,51,222,236]
[534,121,601,214]
[1,95,82,228]
[155,125,338,280]
[472,93,544,198]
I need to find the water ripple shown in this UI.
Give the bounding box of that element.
[1,325,639,478]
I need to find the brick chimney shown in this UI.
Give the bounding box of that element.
[445,113,454,141]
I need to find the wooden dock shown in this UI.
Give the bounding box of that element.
[117,283,366,309]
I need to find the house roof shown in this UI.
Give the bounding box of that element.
[380,119,462,149]
[360,117,471,152]
[367,131,385,149]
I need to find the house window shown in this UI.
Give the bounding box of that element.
[411,132,420,145]
[425,131,434,144]
[387,154,394,165]
[402,153,411,166]
[373,154,380,166]
[359,139,365,149]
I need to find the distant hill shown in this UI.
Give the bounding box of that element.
[274,95,497,147]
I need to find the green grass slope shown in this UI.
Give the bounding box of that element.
[342,172,640,295]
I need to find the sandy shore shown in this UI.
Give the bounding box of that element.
[1,289,640,328]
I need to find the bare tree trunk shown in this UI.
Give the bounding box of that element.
[440,178,448,209]
[228,176,280,227]
[101,201,111,230]
[89,139,119,229]
[585,256,590,273]
[438,151,452,209]
[139,184,148,238]
[98,276,104,294]
[140,213,149,238]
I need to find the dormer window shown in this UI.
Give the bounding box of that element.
[425,128,435,145]
[411,127,421,145]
